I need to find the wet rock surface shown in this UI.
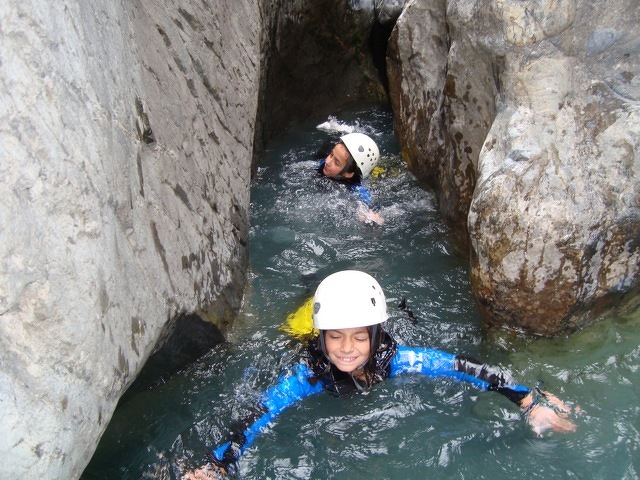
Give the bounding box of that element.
[388,0,640,334]
[1,1,257,477]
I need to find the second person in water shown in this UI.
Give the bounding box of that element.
[318,132,384,225]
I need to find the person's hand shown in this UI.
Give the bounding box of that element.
[359,208,384,225]
[521,390,577,436]
[182,462,227,480]
[526,403,577,435]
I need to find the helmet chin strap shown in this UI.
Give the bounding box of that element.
[370,324,378,352]
[318,331,329,361]
[350,370,369,391]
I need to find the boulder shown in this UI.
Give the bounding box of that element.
[388,0,640,334]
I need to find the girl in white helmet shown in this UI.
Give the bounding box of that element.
[318,133,384,225]
[184,270,576,479]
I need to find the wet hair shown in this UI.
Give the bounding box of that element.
[337,141,363,182]
[357,325,387,387]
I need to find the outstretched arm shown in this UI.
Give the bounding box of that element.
[453,355,577,435]
[183,363,323,478]
[390,346,576,435]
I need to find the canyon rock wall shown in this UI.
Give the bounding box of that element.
[256,0,396,143]
[388,0,640,334]
[0,1,259,477]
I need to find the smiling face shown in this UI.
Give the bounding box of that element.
[323,327,371,373]
[322,143,354,179]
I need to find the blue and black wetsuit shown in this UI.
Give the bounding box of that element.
[211,333,531,468]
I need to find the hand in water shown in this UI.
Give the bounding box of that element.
[182,463,227,480]
[522,389,578,436]
[359,208,384,225]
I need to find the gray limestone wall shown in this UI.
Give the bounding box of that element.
[1,1,258,477]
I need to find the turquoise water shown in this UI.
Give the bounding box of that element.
[83,105,640,480]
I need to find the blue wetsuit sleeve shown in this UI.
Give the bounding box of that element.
[352,184,374,208]
[389,346,530,403]
[212,363,323,465]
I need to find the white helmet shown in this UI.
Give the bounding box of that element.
[340,133,379,179]
[312,270,388,330]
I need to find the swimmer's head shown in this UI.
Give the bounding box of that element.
[322,133,379,181]
[312,270,388,373]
